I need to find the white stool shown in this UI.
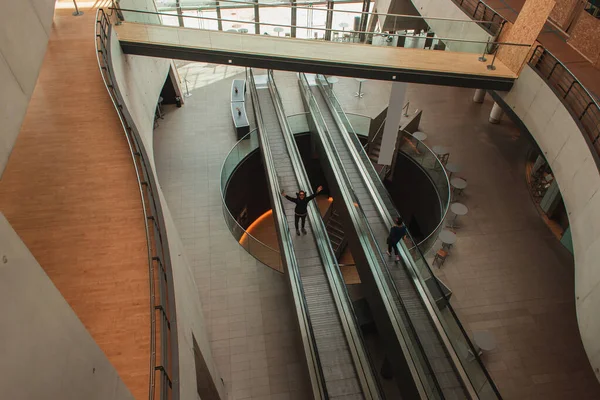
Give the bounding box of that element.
[448,202,468,229]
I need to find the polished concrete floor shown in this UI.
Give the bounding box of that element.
[154,65,600,399]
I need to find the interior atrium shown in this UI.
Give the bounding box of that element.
[1,0,600,399]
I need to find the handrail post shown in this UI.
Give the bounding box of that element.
[478,37,490,62]
[487,43,499,70]
[72,0,84,16]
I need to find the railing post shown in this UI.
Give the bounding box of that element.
[72,0,84,16]
[547,62,559,80]
[478,37,490,62]
[473,2,480,18]
[580,102,594,120]
[564,80,578,99]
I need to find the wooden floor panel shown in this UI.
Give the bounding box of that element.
[0,6,149,400]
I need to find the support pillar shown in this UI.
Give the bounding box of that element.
[489,102,504,124]
[473,89,486,103]
[378,82,407,165]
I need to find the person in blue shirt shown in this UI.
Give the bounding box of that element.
[386,217,407,261]
[281,186,323,235]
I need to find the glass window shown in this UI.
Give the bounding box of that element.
[159,11,181,27]
[220,3,256,33]
[295,3,328,39]
[331,2,363,41]
[259,6,292,36]
[182,9,220,30]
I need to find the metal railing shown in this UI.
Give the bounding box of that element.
[584,0,600,17]
[95,9,178,400]
[529,45,600,159]
[220,130,283,271]
[451,0,506,36]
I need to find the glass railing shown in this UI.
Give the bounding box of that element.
[314,74,502,399]
[286,113,310,134]
[220,129,283,271]
[112,0,529,67]
[299,72,445,400]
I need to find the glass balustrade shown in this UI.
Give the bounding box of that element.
[220,129,283,270]
[114,0,529,61]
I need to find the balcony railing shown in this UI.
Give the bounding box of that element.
[96,9,178,400]
[528,45,600,159]
[451,0,506,36]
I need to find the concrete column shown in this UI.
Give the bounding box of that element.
[378,82,407,165]
[489,102,504,124]
[473,88,486,103]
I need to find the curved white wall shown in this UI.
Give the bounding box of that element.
[497,65,600,380]
[109,23,227,400]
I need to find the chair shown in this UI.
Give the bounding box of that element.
[433,249,448,267]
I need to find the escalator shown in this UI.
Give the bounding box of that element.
[295,72,447,400]
[246,69,382,400]
[298,72,476,399]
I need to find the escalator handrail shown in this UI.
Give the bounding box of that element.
[267,70,383,400]
[246,69,329,400]
[315,75,501,398]
[298,73,438,400]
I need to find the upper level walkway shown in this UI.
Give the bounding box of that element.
[0,6,150,399]
[114,20,518,90]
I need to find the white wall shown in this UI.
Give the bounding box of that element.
[0,0,55,177]
[400,0,492,53]
[498,65,600,381]
[110,25,227,400]
[0,213,135,400]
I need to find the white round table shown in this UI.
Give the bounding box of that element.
[354,78,367,98]
[339,22,349,30]
[326,76,339,89]
[439,229,457,250]
[413,131,427,142]
[473,330,496,351]
[274,27,284,36]
[449,202,468,228]
[445,162,461,178]
[451,177,467,197]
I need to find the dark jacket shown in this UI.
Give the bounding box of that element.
[387,225,407,244]
[285,193,317,215]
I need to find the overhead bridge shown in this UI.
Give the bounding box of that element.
[114,22,517,91]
